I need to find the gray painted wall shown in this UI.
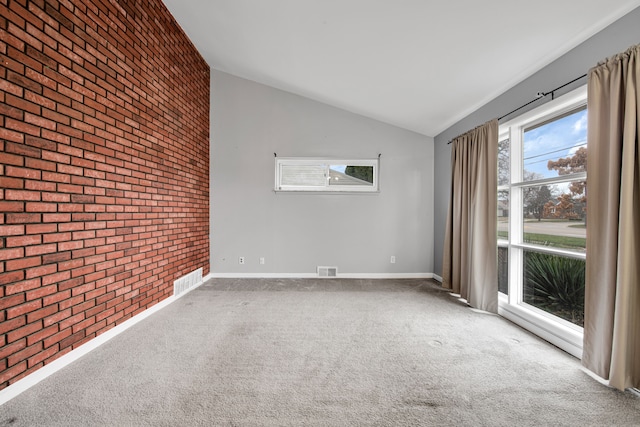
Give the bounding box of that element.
[433,6,640,275]
[210,70,434,275]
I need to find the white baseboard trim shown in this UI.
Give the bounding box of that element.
[431,273,443,283]
[580,366,611,387]
[208,272,435,279]
[579,369,640,396]
[0,274,211,406]
[210,272,317,278]
[339,273,434,279]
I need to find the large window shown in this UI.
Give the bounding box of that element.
[275,158,379,192]
[498,86,587,357]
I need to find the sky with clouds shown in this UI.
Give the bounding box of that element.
[523,108,587,180]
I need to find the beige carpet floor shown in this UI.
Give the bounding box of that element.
[0,278,638,426]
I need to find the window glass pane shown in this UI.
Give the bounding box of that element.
[498,246,508,295]
[280,164,326,186]
[497,190,509,240]
[328,165,374,186]
[523,108,587,181]
[498,137,510,186]
[523,250,585,327]
[522,181,586,252]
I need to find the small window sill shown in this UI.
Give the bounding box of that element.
[274,189,380,194]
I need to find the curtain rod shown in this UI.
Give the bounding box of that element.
[448,73,588,145]
[497,73,587,121]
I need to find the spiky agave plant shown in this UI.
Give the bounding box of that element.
[523,251,585,325]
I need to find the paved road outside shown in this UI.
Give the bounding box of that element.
[498,220,586,238]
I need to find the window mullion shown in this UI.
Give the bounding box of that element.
[509,125,523,306]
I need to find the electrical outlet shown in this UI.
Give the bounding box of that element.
[239,257,245,265]
[390,256,396,264]
[259,257,265,265]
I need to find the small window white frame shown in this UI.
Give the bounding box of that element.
[275,158,379,193]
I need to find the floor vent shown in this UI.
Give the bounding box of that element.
[173,268,203,296]
[317,266,338,277]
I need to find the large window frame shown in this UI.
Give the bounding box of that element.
[498,85,587,358]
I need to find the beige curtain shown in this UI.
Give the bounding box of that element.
[583,44,640,391]
[442,119,498,313]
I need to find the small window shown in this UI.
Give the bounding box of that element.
[275,158,379,192]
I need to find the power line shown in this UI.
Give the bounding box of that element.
[523,142,587,161]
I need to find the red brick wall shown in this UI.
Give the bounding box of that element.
[0,0,210,388]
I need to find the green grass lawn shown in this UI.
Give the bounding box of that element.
[498,231,586,250]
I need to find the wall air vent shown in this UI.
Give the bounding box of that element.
[317,266,338,277]
[173,268,203,296]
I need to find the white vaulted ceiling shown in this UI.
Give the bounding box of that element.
[162,0,640,137]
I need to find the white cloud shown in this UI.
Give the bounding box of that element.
[573,114,587,134]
